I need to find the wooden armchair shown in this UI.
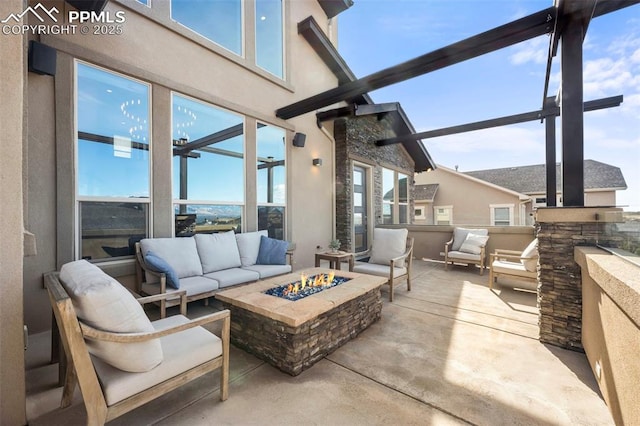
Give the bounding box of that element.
[489,239,539,291]
[353,228,414,302]
[45,265,230,425]
[444,227,489,275]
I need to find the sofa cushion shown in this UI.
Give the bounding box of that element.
[369,228,408,267]
[452,227,488,252]
[256,235,288,265]
[140,237,203,278]
[144,251,180,289]
[521,239,539,272]
[93,315,222,405]
[195,231,242,274]
[459,233,489,255]
[60,260,163,373]
[141,276,219,299]
[204,268,260,288]
[242,264,292,279]
[235,230,268,267]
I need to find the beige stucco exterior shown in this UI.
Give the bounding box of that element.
[414,166,532,226]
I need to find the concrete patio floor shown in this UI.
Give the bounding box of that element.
[25,260,614,425]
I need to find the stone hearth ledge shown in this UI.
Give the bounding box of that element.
[215,268,388,327]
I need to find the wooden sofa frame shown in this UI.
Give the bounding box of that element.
[45,272,230,425]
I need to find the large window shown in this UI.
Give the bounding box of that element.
[255,0,283,78]
[172,94,244,234]
[398,173,409,224]
[257,124,286,239]
[76,62,151,260]
[171,0,242,55]
[382,168,395,224]
[382,168,410,224]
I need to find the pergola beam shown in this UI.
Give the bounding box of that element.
[276,7,556,120]
[375,95,622,145]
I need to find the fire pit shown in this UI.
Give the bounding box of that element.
[264,271,351,301]
[215,268,387,375]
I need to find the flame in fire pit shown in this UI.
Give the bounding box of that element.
[264,272,351,301]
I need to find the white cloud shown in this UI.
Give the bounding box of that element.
[422,125,543,154]
[509,36,548,65]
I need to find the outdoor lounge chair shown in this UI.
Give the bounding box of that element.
[489,238,539,291]
[444,227,489,274]
[45,260,230,425]
[353,228,414,302]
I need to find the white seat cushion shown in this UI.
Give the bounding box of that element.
[353,262,407,279]
[140,237,203,278]
[242,264,292,279]
[60,260,162,373]
[195,231,242,274]
[520,239,539,272]
[368,228,408,267]
[141,276,219,298]
[492,260,537,278]
[204,268,260,288]
[93,315,222,406]
[235,230,268,267]
[447,250,481,262]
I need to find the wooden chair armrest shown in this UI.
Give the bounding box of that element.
[286,250,294,266]
[493,249,522,255]
[490,253,527,262]
[136,291,187,316]
[79,309,231,343]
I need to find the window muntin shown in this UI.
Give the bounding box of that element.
[172,94,244,235]
[255,0,283,78]
[257,124,286,238]
[76,62,151,260]
[171,0,242,55]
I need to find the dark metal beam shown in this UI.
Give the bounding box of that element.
[544,97,557,207]
[375,95,622,145]
[277,7,556,120]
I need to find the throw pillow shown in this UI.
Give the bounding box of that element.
[520,238,539,272]
[452,227,488,252]
[59,260,163,373]
[369,228,408,267]
[144,251,180,289]
[459,233,489,255]
[256,235,288,265]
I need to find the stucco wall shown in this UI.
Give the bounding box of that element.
[0,0,27,422]
[584,190,616,207]
[23,0,342,333]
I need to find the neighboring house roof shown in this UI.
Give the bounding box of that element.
[429,165,531,200]
[465,160,627,194]
[415,184,439,202]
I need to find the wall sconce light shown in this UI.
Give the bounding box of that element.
[312,158,322,167]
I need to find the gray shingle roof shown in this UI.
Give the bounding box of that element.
[465,160,627,194]
[415,184,439,201]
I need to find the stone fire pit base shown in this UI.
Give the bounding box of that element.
[216,268,386,376]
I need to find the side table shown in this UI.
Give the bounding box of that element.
[315,251,354,271]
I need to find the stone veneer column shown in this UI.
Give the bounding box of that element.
[536,207,623,351]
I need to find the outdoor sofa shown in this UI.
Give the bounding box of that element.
[135,230,292,317]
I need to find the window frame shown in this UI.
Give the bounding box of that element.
[490,204,514,226]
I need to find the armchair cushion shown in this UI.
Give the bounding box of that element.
[256,235,288,265]
[521,238,539,272]
[195,231,242,273]
[459,233,489,255]
[144,251,180,289]
[235,230,268,267]
[368,228,409,267]
[92,314,222,405]
[452,227,488,251]
[353,262,407,278]
[60,260,163,373]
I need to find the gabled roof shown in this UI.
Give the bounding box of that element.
[415,184,439,202]
[465,160,627,194]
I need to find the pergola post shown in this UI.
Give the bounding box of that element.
[544,97,557,207]
[560,14,585,206]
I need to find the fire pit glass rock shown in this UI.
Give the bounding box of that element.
[264,271,351,301]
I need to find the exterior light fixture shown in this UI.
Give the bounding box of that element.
[312,158,322,167]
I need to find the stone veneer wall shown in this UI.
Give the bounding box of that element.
[536,207,623,351]
[334,116,415,252]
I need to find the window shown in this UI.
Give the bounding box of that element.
[415,206,426,220]
[172,93,244,234]
[382,168,395,224]
[257,123,286,239]
[171,0,243,55]
[491,204,514,226]
[398,173,409,224]
[434,206,452,225]
[382,168,410,224]
[255,0,283,78]
[76,62,151,260]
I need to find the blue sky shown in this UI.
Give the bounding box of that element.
[338,0,640,210]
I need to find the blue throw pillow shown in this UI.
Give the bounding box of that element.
[256,236,288,265]
[144,251,180,289]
